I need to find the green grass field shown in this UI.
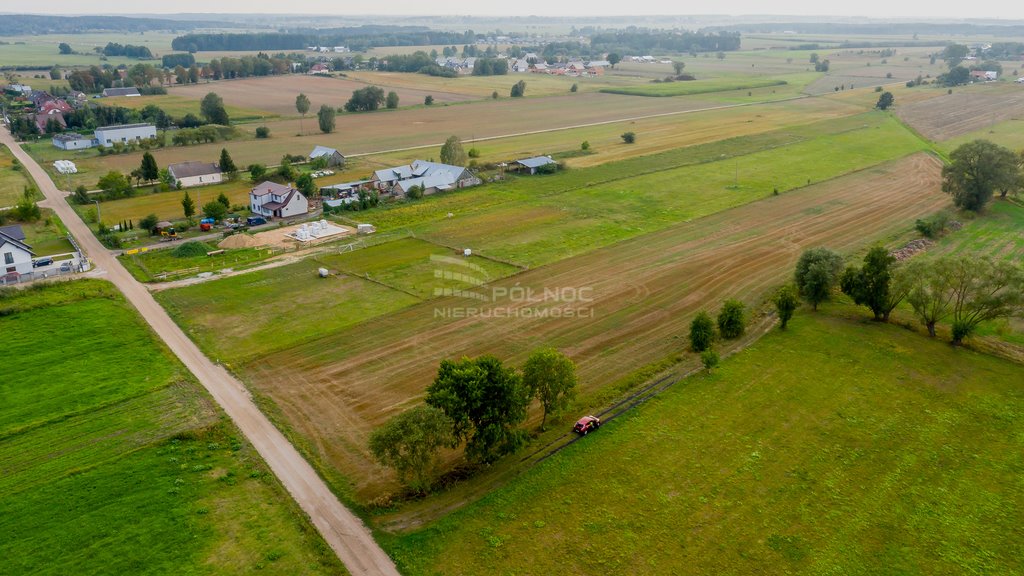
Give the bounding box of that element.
[121,243,275,282]
[382,306,1024,575]
[0,143,37,207]
[601,77,789,97]
[0,281,345,575]
[931,200,1024,261]
[98,94,278,123]
[0,32,177,68]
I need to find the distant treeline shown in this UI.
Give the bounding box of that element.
[102,43,153,59]
[0,14,236,35]
[707,22,1024,37]
[590,31,742,55]
[161,53,195,68]
[172,26,476,52]
[379,52,458,77]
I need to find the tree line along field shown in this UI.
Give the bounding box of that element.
[227,152,948,502]
[0,281,345,575]
[380,305,1024,575]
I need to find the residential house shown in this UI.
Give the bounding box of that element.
[52,132,96,150]
[34,111,66,133]
[309,145,345,167]
[511,59,531,72]
[250,181,309,219]
[1,225,34,280]
[168,161,223,188]
[101,87,141,97]
[970,70,998,81]
[371,160,480,197]
[308,63,330,74]
[514,155,557,174]
[4,84,32,96]
[94,123,157,147]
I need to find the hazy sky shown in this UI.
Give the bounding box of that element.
[30,2,1024,20]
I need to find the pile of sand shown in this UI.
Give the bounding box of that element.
[218,233,264,249]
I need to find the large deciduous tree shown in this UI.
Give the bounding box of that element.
[295,93,310,134]
[840,245,906,321]
[875,91,894,110]
[344,86,385,112]
[200,92,229,125]
[717,299,746,339]
[902,258,956,337]
[317,104,336,134]
[942,140,1021,212]
[689,310,716,352]
[368,405,455,494]
[426,355,530,464]
[774,285,799,329]
[947,256,1024,345]
[522,348,578,430]
[794,248,843,310]
[439,135,467,166]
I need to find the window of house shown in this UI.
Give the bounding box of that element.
[3,252,14,265]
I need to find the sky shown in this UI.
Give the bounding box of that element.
[27,1,1024,20]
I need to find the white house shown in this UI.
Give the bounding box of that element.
[52,132,95,150]
[94,123,157,148]
[250,181,309,219]
[1,225,34,279]
[309,145,345,167]
[168,161,223,188]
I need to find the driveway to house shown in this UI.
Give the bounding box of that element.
[0,126,400,576]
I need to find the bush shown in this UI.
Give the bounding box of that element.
[468,148,480,158]
[621,132,636,144]
[171,241,213,258]
[581,140,590,151]
[915,212,951,238]
[139,213,159,233]
[717,299,746,339]
[689,310,716,352]
[700,349,720,371]
[255,126,270,138]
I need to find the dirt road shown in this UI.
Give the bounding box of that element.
[1,127,399,576]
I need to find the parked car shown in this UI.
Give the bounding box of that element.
[59,261,72,273]
[573,415,601,435]
[246,216,267,226]
[32,257,53,268]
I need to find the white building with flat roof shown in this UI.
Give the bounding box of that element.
[94,123,157,148]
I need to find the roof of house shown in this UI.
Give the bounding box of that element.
[94,123,156,132]
[0,228,33,255]
[321,179,370,190]
[52,132,91,143]
[374,160,466,184]
[310,145,342,158]
[516,155,556,169]
[250,181,295,198]
[168,161,221,179]
[0,224,26,242]
[102,87,141,97]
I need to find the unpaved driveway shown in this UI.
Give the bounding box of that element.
[1,127,399,576]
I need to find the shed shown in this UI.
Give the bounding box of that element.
[514,155,557,174]
[309,146,345,167]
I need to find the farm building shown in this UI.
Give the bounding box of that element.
[94,123,157,148]
[250,181,309,219]
[321,180,370,198]
[371,160,480,197]
[308,63,330,74]
[4,83,32,96]
[101,87,141,97]
[168,161,223,188]
[970,70,999,81]
[514,155,557,174]
[309,146,346,167]
[52,132,96,150]
[1,225,34,280]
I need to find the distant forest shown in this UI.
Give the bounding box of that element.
[172,26,477,52]
[0,14,237,35]
[707,22,1024,37]
[590,30,741,54]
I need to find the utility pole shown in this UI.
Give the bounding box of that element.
[93,199,101,224]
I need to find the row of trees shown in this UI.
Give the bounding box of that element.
[370,349,578,493]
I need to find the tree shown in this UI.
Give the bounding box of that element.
[317,104,336,134]
[672,61,686,75]
[439,135,467,166]
[939,66,970,86]
[839,246,905,321]
[942,140,1020,212]
[774,285,799,329]
[875,91,894,110]
[947,256,1024,345]
[219,148,237,174]
[181,190,196,220]
[49,67,62,80]
[11,188,41,222]
[200,92,229,125]
[607,53,621,68]
[58,42,72,55]
[249,163,267,182]
[570,83,578,93]
[72,185,90,205]
[295,93,310,133]
[522,348,578,430]
[295,172,317,198]
[216,193,230,209]
[510,80,526,97]
[700,349,719,371]
[794,248,843,310]
[369,405,455,494]
[344,86,385,112]
[425,355,531,464]
[255,126,270,139]
[902,258,956,337]
[809,52,819,64]
[202,200,227,221]
[621,131,636,144]
[424,95,434,105]
[139,213,159,234]
[385,91,399,109]
[97,171,133,200]
[689,310,716,352]
[139,152,159,183]
[717,299,746,339]
[942,43,969,68]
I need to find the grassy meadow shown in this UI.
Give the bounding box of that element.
[382,306,1024,575]
[600,77,789,97]
[0,280,345,575]
[0,143,37,206]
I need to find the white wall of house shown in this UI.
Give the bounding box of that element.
[280,193,309,218]
[1,240,33,276]
[52,136,94,150]
[175,173,224,188]
[94,125,157,148]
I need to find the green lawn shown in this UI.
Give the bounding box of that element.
[0,143,37,207]
[361,112,927,267]
[0,281,345,575]
[383,306,1024,575]
[601,77,789,97]
[155,257,422,365]
[121,243,275,282]
[931,200,1024,261]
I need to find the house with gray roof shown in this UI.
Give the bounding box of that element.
[250,181,309,219]
[52,132,96,150]
[514,155,557,174]
[309,146,345,167]
[168,161,223,188]
[102,87,141,97]
[371,160,479,197]
[1,225,34,280]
